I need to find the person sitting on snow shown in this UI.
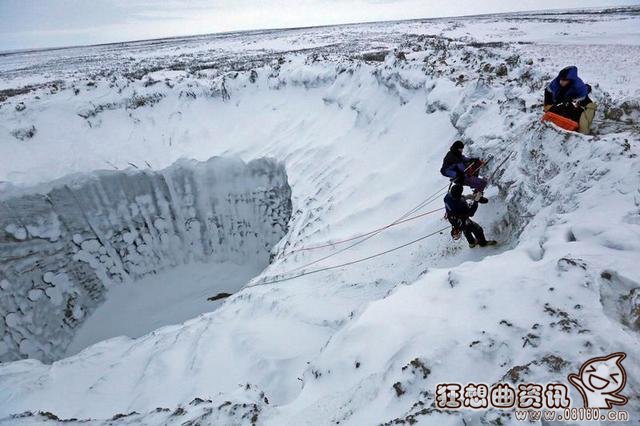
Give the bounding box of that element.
[440,140,488,203]
[543,65,596,134]
[444,184,496,248]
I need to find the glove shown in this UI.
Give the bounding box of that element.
[473,192,483,202]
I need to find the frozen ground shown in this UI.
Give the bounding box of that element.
[0,6,639,426]
[65,261,258,357]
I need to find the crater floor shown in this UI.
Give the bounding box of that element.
[65,260,258,357]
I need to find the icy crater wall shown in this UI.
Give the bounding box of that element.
[0,157,291,363]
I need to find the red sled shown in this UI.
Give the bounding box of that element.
[541,111,579,132]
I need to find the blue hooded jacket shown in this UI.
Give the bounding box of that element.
[444,193,478,219]
[545,66,589,105]
[440,141,470,179]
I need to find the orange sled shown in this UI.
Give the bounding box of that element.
[541,111,579,132]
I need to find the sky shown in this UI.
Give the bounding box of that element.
[0,0,638,51]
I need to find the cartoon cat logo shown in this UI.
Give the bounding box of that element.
[568,352,628,409]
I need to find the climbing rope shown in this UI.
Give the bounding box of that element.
[282,206,446,257]
[287,183,450,272]
[258,149,515,287]
[280,148,511,262]
[252,225,451,287]
[487,151,513,183]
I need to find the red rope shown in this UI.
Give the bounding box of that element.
[282,206,445,258]
[253,225,451,287]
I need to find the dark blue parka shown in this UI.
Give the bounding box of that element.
[440,149,470,179]
[544,66,589,106]
[444,193,478,219]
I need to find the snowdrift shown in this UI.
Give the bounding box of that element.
[0,7,639,425]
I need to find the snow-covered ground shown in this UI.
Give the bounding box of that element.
[64,261,259,358]
[0,6,639,425]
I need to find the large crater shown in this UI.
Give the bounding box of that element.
[0,157,292,363]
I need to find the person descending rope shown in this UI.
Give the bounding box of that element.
[542,66,597,134]
[444,184,496,248]
[440,140,488,203]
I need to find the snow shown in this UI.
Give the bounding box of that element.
[0,5,639,426]
[4,224,27,240]
[64,261,260,357]
[0,157,291,363]
[43,272,72,306]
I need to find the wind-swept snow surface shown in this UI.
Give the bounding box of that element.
[1,6,639,426]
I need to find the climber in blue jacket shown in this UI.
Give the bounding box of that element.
[544,66,590,107]
[440,140,488,203]
[444,184,496,248]
[543,66,596,134]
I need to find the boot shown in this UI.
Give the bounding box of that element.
[479,240,497,247]
[472,190,488,204]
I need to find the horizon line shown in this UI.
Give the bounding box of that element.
[1,3,637,56]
